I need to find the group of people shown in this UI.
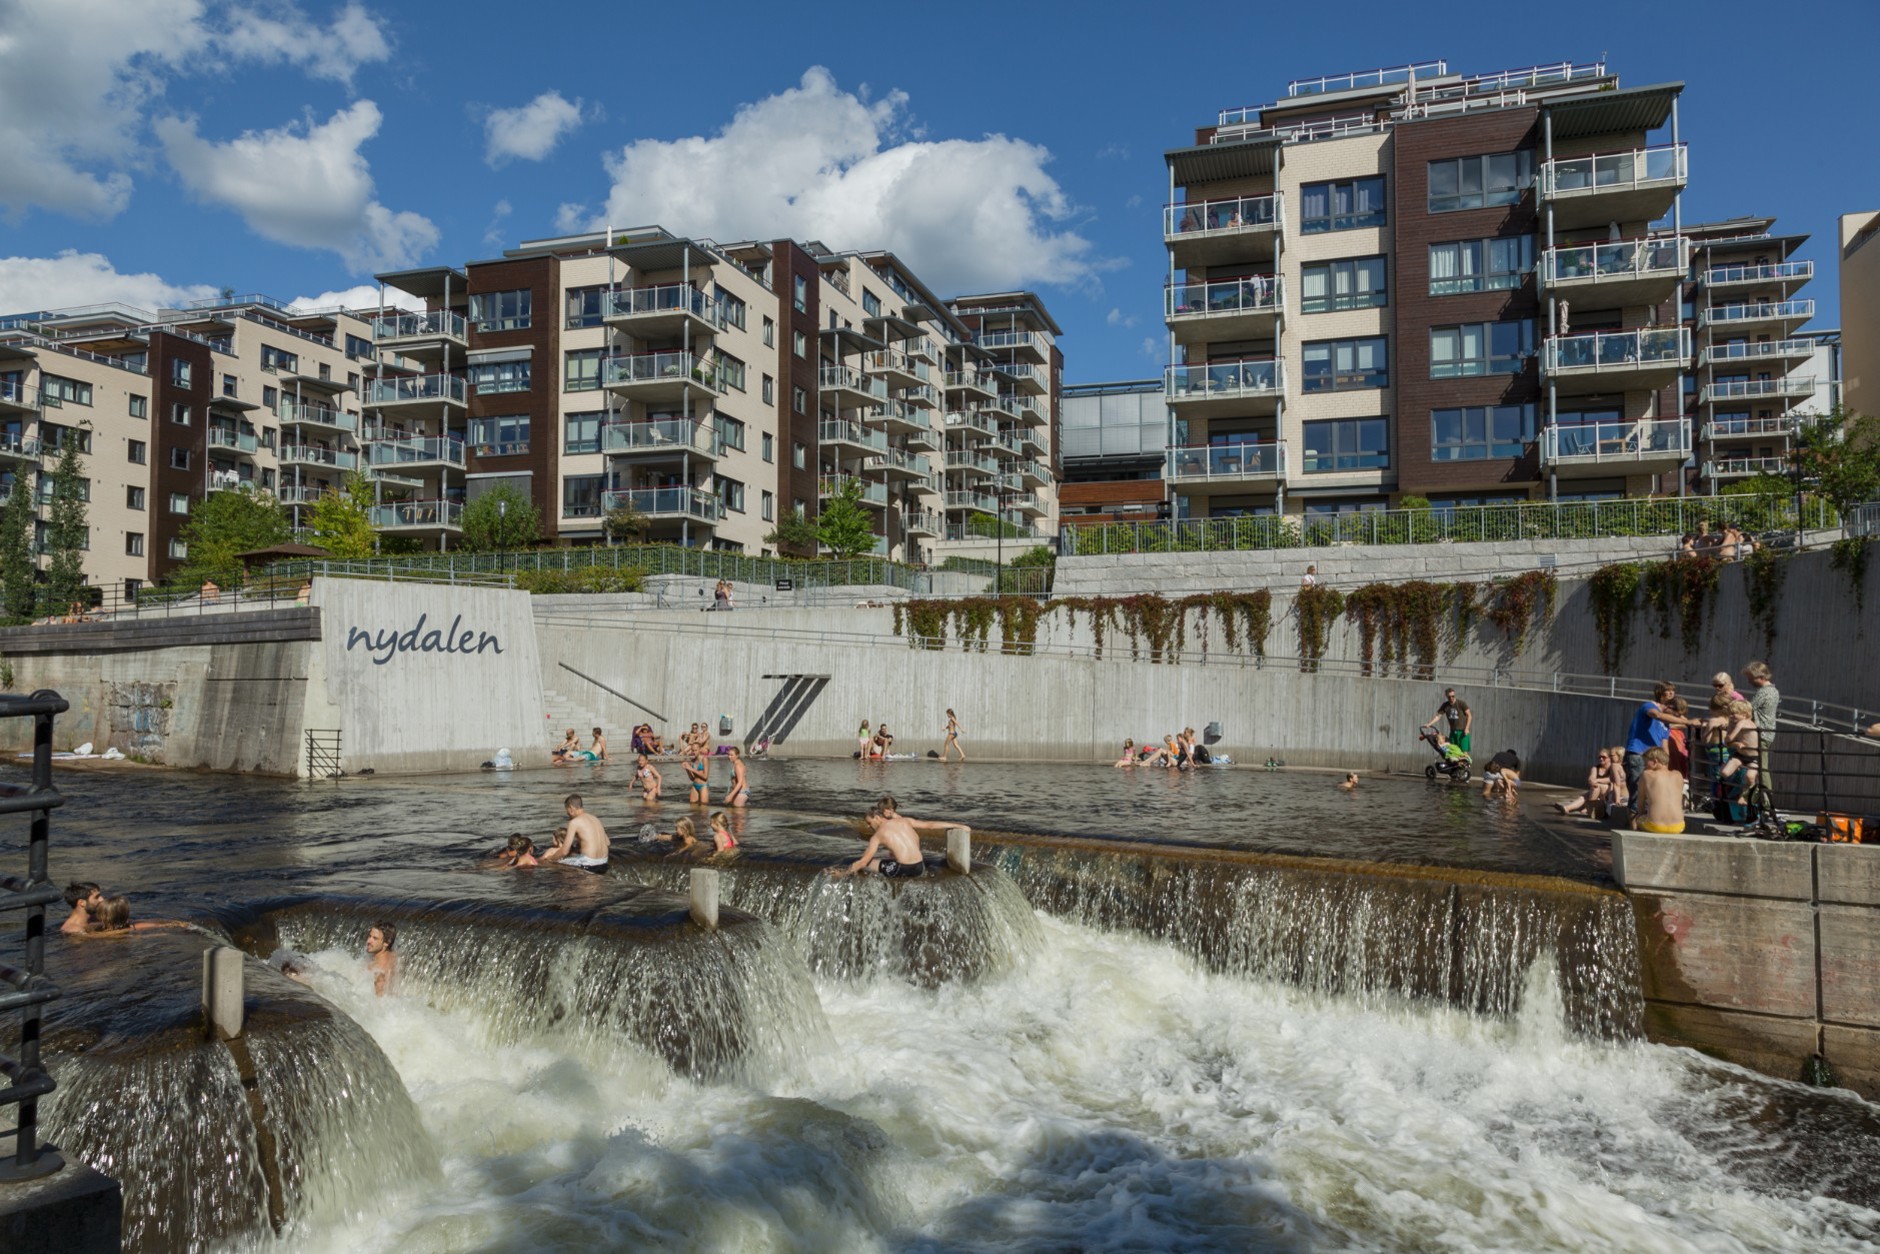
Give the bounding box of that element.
[1678,521,1761,563]
[855,720,897,760]
[58,882,181,938]
[711,580,736,611]
[552,727,607,764]
[632,743,748,807]
[1113,728,1216,769]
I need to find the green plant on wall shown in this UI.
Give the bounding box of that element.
[1831,537,1872,616]
[1588,562,1643,675]
[1484,569,1555,657]
[1294,583,1345,673]
[1743,547,1786,655]
[1641,554,1721,657]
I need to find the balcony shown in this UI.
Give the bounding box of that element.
[601,486,725,523]
[1167,440,1285,490]
[946,450,1000,479]
[819,364,888,409]
[819,475,889,508]
[905,423,941,453]
[944,408,998,438]
[1164,193,1283,267]
[1699,301,1815,335]
[820,419,888,457]
[945,489,997,514]
[864,348,928,388]
[1541,237,1688,306]
[943,370,998,402]
[977,330,1048,364]
[994,360,1047,397]
[601,417,725,461]
[0,432,42,465]
[1704,261,1813,294]
[1008,491,1047,517]
[601,283,724,337]
[981,392,1018,422]
[1699,377,1816,407]
[1020,429,1049,458]
[1702,416,1796,443]
[903,508,943,538]
[991,433,1024,460]
[1165,359,1284,417]
[207,428,260,457]
[1699,339,1816,369]
[1540,418,1690,479]
[280,401,358,434]
[371,311,467,360]
[276,484,328,506]
[603,352,722,404]
[865,399,932,437]
[906,336,939,366]
[1166,275,1282,343]
[369,499,465,532]
[1705,456,1789,480]
[0,381,39,415]
[1014,460,1051,489]
[1537,143,1687,229]
[1540,328,1690,394]
[280,445,357,471]
[363,373,467,411]
[869,447,932,484]
[206,471,260,494]
[900,382,940,410]
[366,436,466,471]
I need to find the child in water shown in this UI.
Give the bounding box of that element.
[708,810,738,855]
[1339,773,1359,791]
[637,817,700,853]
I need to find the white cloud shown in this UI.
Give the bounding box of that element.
[1106,307,1136,329]
[575,67,1102,294]
[484,91,585,166]
[156,101,438,272]
[215,2,391,86]
[287,283,422,312]
[482,199,513,248]
[0,249,218,313]
[1140,336,1162,361]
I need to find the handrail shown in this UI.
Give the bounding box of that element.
[557,661,666,722]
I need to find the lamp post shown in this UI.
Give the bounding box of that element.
[498,497,508,578]
[994,487,1010,596]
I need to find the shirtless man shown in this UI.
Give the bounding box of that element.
[365,922,399,997]
[723,746,750,807]
[1481,749,1521,799]
[874,794,961,838]
[829,804,928,879]
[1339,772,1359,791]
[1634,746,1686,834]
[636,754,662,802]
[552,728,580,764]
[60,881,102,935]
[541,794,611,873]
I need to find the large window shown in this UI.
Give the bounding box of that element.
[40,375,91,407]
[862,289,881,317]
[1429,236,1534,295]
[1431,404,1537,461]
[1301,418,1389,472]
[565,286,605,328]
[1428,152,1533,213]
[345,333,374,360]
[1302,336,1389,392]
[564,348,604,391]
[563,475,604,518]
[470,289,531,331]
[468,415,529,457]
[715,285,747,331]
[716,414,746,452]
[714,351,746,393]
[172,358,194,386]
[1300,176,1386,234]
[1429,321,1534,378]
[469,360,532,393]
[793,274,808,313]
[259,345,296,374]
[128,394,147,419]
[1301,257,1387,313]
[564,410,602,455]
[716,475,746,513]
[43,423,91,453]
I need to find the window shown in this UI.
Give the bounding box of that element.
[1429,237,1534,295]
[564,410,602,456]
[222,374,238,397]
[1428,151,1533,213]
[1429,321,1534,378]
[261,468,275,489]
[259,346,296,374]
[127,439,146,465]
[717,414,746,452]
[169,538,187,560]
[793,330,807,358]
[1300,176,1386,233]
[470,289,531,331]
[262,385,279,412]
[716,476,746,513]
[125,532,144,557]
[562,475,604,518]
[469,360,532,393]
[171,403,192,425]
[793,441,807,470]
[43,423,91,453]
[171,358,194,386]
[128,394,147,419]
[41,375,91,406]
[468,415,530,457]
[793,274,808,313]
[168,492,190,514]
[1431,403,1537,461]
[762,374,774,405]
[792,385,807,414]
[169,447,190,472]
[345,333,374,360]
[1301,256,1388,313]
[761,490,775,521]
[1302,337,1389,392]
[126,486,145,510]
[715,285,747,330]
[565,286,606,328]
[36,476,88,504]
[1302,418,1389,472]
[761,432,774,463]
[714,351,746,392]
[862,289,881,317]
[763,316,775,347]
[564,348,604,391]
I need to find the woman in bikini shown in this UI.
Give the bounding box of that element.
[684,751,710,805]
[1113,738,1136,767]
[723,746,750,807]
[635,754,662,802]
[708,810,739,855]
[941,709,965,762]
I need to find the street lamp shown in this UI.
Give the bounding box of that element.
[994,486,1012,596]
[498,497,508,577]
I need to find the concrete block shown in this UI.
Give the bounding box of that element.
[1611,829,1814,900]
[1816,843,1880,907]
[689,868,720,929]
[1819,903,1880,1028]
[0,1152,122,1254]
[1642,1001,1819,1083]
[1822,1025,1880,1100]
[1629,892,1818,1018]
[946,827,971,874]
[202,946,244,1038]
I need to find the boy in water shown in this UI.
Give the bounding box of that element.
[1339,773,1359,791]
[541,794,611,872]
[366,922,398,997]
[830,804,927,879]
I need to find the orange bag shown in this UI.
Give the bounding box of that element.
[1819,812,1867,844]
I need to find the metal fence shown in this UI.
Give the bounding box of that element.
[265,546,934,592]
[1060,494,1832,556]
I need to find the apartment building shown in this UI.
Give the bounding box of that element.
[1058,380,1169,523]
[1158,56,1823,522]
[1842,211,1880,418]
[942,293,1062,543]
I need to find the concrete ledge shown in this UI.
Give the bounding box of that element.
[1823,1024,1880,1097]
[1817,842,1880,907]
[0,1153,122,1254]
[1820,903,1880,1028]
[1611,829,1814,900]
[1630,891,1818,1018]
[0,607,321,655]
[1642,1002,1820,1084]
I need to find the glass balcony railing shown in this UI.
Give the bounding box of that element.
[0,381,40,410]
[601,487,724,521]
[602,283,724,326]
[1166,360,1283,400]
[369,500,464,529]
[1706,261,1814,287]
[279,402,358,431]
[945,489,997,513]
[944,408,997,435]
[945,450,1001,475]
[1707,456,1788,478]
[903,509,944,535]
[280,445,357,470]
[819,365,889,401]
[1703,416,1795,440]
[976,331,1045,354]
[1702,378,1815,404]
[943,371,998,394]
[365,436,465,468]
[371,311,466,342]
[1542,328,1690,374]
[600,418,724,455]
[1167,441,1285,482]
[864,349,927,379]
[603,352,721,390]
[207,428,260,454]
[363,374,466,406]
[1164,194,1283,239]
[1167,275,1283,319]
[1542,418,1690,464]
[0,432,43,459]
[1543,237,1687,285]
[1539,144,1687,198]
[1700,301,1815,327]
[819,475,888,506]
[820,420,887,452]
[1699,339,1816,366]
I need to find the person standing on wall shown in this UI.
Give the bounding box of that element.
[1624,681,1690,797]
[1741,661,1780,825]
[1423,687,1473,757]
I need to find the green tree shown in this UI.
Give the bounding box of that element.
[1791,407,1880,521]
[460,483,540,553]
[307,472,376,559]
[814,480,877,558]
[42,438,89,612]
[765,506,821,555]
[177,488,290,584]
[602,502,647,545]
[0,469,37,621]
[966,513,1024,539]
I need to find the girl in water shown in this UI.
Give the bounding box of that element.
[723,746,750,807]
[708,810,739,855]
[636,754,662,802]
[1113,739,1137,767]
[941,708,965,762]
[684,751,710,805]
[857,720,872,759]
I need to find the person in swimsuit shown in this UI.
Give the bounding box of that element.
[1634,746,1686,833]
[684,751,710,805]
[587,728,607,762]
[708,810,739,855]
[873,724,894,759]
[1720,699,1761,791]
[1114,738,1136,767]
[723,746,750,807]
[552,728,580,764]
[496,834,538,868]
[829,804,927,879]
[1339,772,1359,791]
[60,881,102,935]
[366,923,398,997]
[942,708,965,762]
[541,794,611,873]
[636,754,662,802]
[857,721,872,759]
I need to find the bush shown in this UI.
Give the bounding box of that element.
[513,565,648,595]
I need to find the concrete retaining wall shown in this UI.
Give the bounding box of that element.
[1613,829,1880,1097]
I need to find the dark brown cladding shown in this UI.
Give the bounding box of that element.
[147,332,212,582]
[462,257,560,537]
[772,240,821,542]
[1390,108,1544,498]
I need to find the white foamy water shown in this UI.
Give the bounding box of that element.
[278,915,1879,1253]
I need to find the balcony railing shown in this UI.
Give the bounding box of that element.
[944,408,998,436]
[600,418,724,456]
[903,509,944,535]
[1538,143,1687,198]
[281,445,357,470]
[1707,456,1789,478]
[1700,301,1815,327]
[363,373,466,407]
[1164,194,1283,240]
[369,499,464,529]
[1167,440,1285,483]
[279,401,358,432]
[946,450,1001,475]
[1701,378,1816,405]
[601,486,724,521]
[820,420,887,452]
[207,428,260,454]
[1167,275,1282,319]
[365,436,465,468]
[1706,262,1813,287]
[1541,418,1690,465]
[945,489,997,513]
[1542,328,1690,376]
[819,365,888,401]
[0,381,40,410]
[1703,416,1795,440]
[0,433,43,459]
[371,311,467,343]
[1700,339,1817,366]
[602,283,724,326]
[819,475,888,506]
[1542,237,1687,286]
[603,351,721,390]
[976,331,1045,354]
[1166,360,1284,400]
[864,348,927,379]
[943,371,999,394]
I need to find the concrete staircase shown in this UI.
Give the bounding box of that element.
[540,686,607,752]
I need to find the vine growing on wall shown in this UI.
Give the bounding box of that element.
[1743,547,1786,656]
[1343,580,1467,678]
[1831,537,1872,615]
[893,592,1277,664]
[1485,570,1556,657]
[1641,554,1721,657]
[1294,584,1345,673]
[1588,562,1643,675]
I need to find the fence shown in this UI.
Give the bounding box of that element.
[1060,494,1831,556]
[266,546,936,593]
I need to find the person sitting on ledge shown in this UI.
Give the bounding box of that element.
[585,728,607,762]
[552,728,580,764]
[829,803,927,879]
[1113,738,1137,767]
[540,794,610,873]
[708,810,739,855]
[1556,749,1619,817]
[1633,746,1686,835]
[61,881,102,935]
[875,794,962,837]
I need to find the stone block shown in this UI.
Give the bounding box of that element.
[0,1153,122,1254]
[1629,891,1817,1018]
[1611,829,1814,899]
[1642,1001,1819,1082]
[1819,903,1880,1028]
[1822,1024,1880,1100]
[1816,843,1880,907]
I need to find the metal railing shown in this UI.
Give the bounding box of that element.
[365,436,464,468]
[1702,416,1797,440]
[1167,441,1285,483]
[1706,262,1813,286]
[1538,144,1687,197]
[371,310,466,342]
[1706,456,1788,478]
[0,382,40,412]
[1167,275,1283,319]
[280,445,357,470]
[279,402,358,431]
[1542,328,1690,375]
[273,547,939,592]
[1542,238,1688,286]
[602,486,724,521]
[819,475,888,506]
[1700,339,1817,366]
[603,351,720,391]
[369,499,464,529]
[1700,301,1816,327]
[602,284,723,326]
[1279,58,1447,99]
[0,690,69,1182]
[1701,378,1815,405]
[820,420,887,452]
[363,374,466,406]
[601,418,724,456]
[1164,194,1283,240]
[1166,360,1283,400]
[1541,418,1690,466]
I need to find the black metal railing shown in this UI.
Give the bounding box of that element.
[0,689,68,1182]
[305,730,342,781]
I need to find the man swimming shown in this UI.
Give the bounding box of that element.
[366,922,398,997]
[1339,773,1359,791]
[60,881,102,936]
[724,746,750,807]
[541,794,611,873]
[829,803,928,879]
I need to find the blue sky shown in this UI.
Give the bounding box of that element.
[1,0,1874,383]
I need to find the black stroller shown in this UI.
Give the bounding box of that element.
[1419,725,1472,783]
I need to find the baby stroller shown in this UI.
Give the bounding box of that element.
[1418,726,1472,783]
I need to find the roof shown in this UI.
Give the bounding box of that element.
[1541,81,1682,139]
[1166,134,1281,186]
[372,266,469,301]
[948,291,1066,337]
[608,238,721,273]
